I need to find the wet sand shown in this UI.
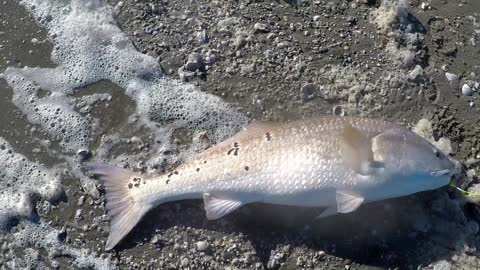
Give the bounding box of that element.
[1,0,480,269]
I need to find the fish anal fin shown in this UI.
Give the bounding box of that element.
[341,125,380,175]
[203,193,245,220]
[83,162,152,251]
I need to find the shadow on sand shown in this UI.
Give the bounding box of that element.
[111,187,475,269]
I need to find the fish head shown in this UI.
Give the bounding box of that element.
[371,128,455,192]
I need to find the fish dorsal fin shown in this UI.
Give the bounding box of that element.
[340,125,381,175]
[316,190,364,219]
[219,120,279,145]
[203,193,245,220]
[237,120,278,137]
[247,120,277,130]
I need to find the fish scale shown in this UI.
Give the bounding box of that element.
[159,117,390,194]
[85,115,455,250]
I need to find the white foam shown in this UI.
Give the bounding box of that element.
[1,221,115,269]
[0,137,62,229]
[0,0,248,266]
[1,0,247,222]
[0,72,92,152]
[2,0,247,156]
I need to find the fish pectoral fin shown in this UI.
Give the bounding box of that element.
[314,190,364,219]
[340,125,382,175]
[336,190,364,214]
[203,193,245,220]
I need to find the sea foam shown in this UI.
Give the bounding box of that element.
[0,0,247,267]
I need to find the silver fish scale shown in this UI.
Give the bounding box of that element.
[138,116,398,205]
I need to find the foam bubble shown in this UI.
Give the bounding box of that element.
[0,0,247,265]
[1,221,115,269]
[2,0,247,156]
[1,0,248,214]
[0,137,63,229]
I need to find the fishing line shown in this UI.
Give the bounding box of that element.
[449,180,480,197]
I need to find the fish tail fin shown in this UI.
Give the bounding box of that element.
[83,162,151,251]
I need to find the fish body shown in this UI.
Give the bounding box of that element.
[86,116,455,250]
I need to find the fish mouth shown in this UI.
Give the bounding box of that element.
[430,169,451,177]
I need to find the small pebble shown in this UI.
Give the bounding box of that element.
[473,81,479,90]
[445,72,458,82]
[84,183,100,199]
[462,84,473,96]
[185,52,203,71]
[301,83,318,101]
[77,149,89,157]
[196,240,209,251]
[234,34,247,48]
[74,209,83,220]
[77,196,85,206]
[180,257,189,266]
[277,42,289,49]
[196,29,208,43]
[254,22,269,33]
[346,16,357,25]
[333,105,345,116]
[420,2,430,10]
[409,65,424,82]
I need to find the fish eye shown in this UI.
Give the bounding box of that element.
[433,149,440,158]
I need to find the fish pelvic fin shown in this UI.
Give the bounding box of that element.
[84,162,151,251]
[335,190,364,214]
[315,190,364,220]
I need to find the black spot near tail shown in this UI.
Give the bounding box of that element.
[265,132,272,141]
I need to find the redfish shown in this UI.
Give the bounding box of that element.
[85,116,454,250]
